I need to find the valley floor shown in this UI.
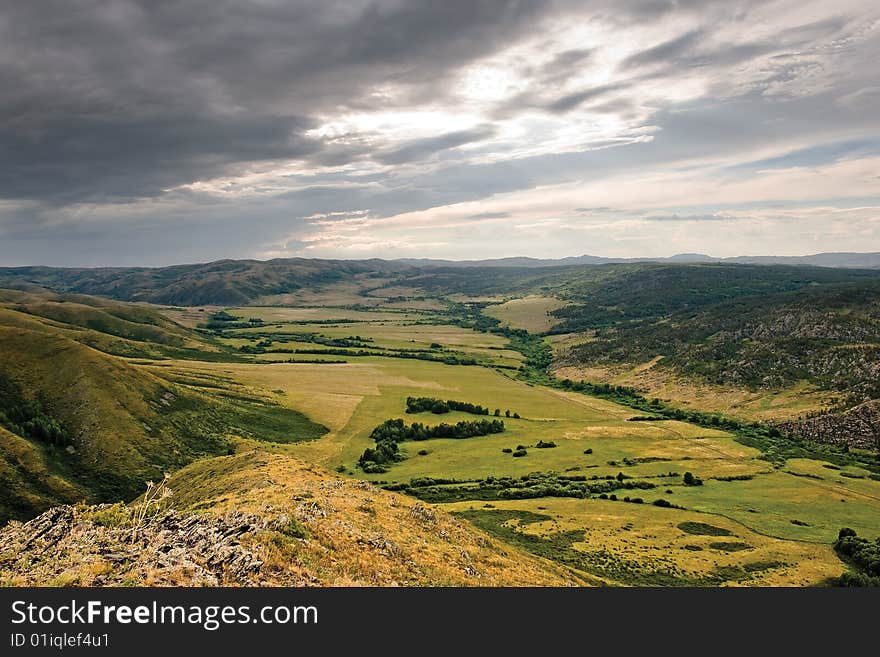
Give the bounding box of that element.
[129,303,880,586]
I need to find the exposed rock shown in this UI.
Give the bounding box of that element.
[776,399,880,451]
[0,506,266,586]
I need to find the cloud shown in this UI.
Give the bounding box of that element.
[0,0,878,265]
[642,212,738,222]
[376,126,497,165]
[466,211,511,220]
[543,83,630,113]
[621,29,706,69]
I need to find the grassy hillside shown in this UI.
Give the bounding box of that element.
[548,263,880,330]
[0,259,410,306]
[0,449,579,587]
[558,281,880,403]
[0,293,328,523]
[0,288,235,360]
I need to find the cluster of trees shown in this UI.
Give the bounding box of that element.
[358,417,505,473]
[833,528,880,586]
[204,310,258,330]
[370,417,505,442]
[0,375,71,448]
[404,396,522,418]
[405,396,491,415]
[683,472,704,486]
[294,348,479,366]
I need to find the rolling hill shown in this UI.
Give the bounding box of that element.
[2,254,879,309]
[0,259,410,306]
[0,292,328,523]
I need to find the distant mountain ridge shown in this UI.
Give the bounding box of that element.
[1,252,878,307]
[398,252,880,268]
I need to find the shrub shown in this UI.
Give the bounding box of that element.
[683,471,703,486]
[833,528,880,585]
[87,503,132,528]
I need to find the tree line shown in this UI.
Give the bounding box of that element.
[834,528,880,586]
[0,374,71,449]
[358,417,505,473]
[405,396,520,418]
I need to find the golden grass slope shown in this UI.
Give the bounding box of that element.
[485,295,564,333]
[163,448,583,586]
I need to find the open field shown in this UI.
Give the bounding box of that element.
[485,295,565,333]
[446,498,844,586]
[202,306,525,368]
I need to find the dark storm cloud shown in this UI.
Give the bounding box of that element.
[0,0,878,265]
[0,0,553,202]
[0,114,317,202]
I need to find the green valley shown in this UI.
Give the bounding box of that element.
[1,258,879,586]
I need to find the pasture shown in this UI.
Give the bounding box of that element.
[485,295,564,333]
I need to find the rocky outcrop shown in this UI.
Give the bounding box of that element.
[0,505,266,586]
[776,399,880,451]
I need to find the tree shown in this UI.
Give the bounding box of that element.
[683,471,703,486]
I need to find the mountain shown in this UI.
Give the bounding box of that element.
[398,252,880,269]
[1,252,878,308]
[0,258,410,306]
[549,264,880,433]
[724,253,880,268]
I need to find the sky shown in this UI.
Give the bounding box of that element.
[1,0,879,266]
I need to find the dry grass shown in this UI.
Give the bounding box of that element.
[445,497,845,586]
[552,362,835,422]
[166,449,582,586]
[485,295,565,333]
